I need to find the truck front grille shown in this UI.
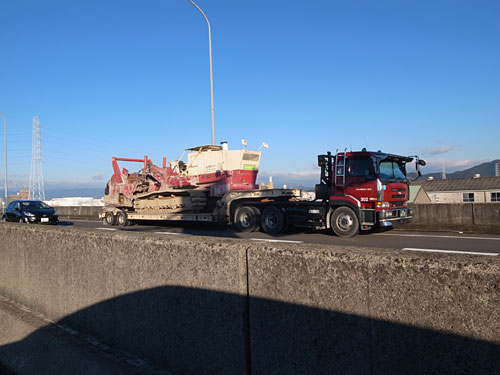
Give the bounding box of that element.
[392,194,406,199]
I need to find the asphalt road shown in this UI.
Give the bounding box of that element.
[63,219,500,256]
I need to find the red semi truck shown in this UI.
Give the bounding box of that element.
[99,144,424,237]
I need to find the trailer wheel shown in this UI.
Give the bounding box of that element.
[104,212,117,226]
[116,212,130,226]
[330,207,359,237]
[261,206,286,235]
[234,206,260,232]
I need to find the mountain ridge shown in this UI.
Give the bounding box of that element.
[408,159,500,180]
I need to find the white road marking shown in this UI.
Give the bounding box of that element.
[380,233,500,241]
[97,228,117,231]
[402,248,499,256]
[250,238,304,244]
[155,231,192,236]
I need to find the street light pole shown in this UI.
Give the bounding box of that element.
[0,112,7,202]
[187,0,215,145]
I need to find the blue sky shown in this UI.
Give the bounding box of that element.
[1,0,499,190]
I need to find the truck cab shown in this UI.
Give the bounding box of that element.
[316,150,423,237]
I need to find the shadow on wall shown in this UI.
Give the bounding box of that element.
[1,286,499,375]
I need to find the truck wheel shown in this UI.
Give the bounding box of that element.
[104,212,117,226]
[116,212,130,226]
[330,207,359,237]
[234,206,260,232]
[261,206,286,235]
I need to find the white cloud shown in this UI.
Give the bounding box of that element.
[92,172,104,181]
[427,146,455,155]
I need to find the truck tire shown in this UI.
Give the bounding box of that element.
[330,207,359,237]
[116,211,130,226]
[261,206,286,235]
[104,211,117,226]
[234,206,260,232]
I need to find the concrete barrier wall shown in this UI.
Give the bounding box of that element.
[473,203,500,227]
[0,225,249,375]
[54,206,101,219]
[406,203,500,233]
[411,203,474,225]
[248,246,500,374]
[1,225,499,374]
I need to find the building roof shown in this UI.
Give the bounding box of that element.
[413,176,500,192]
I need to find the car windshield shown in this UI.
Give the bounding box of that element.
[21,201,50,210]
[378,159,407,182]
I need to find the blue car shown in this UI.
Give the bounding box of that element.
[2,200,58,224]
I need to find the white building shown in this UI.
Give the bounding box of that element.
[419,176,500,204]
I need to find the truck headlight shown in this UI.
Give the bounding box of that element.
[376,202,390,208]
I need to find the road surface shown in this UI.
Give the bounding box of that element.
[62,219,500,256]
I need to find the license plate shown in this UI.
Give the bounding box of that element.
[41,217,49,223]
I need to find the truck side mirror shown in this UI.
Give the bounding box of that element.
[414,157,425,179]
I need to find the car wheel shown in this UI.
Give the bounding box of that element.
[330,207,359,237]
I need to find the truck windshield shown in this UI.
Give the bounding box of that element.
[378,159,407,182]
